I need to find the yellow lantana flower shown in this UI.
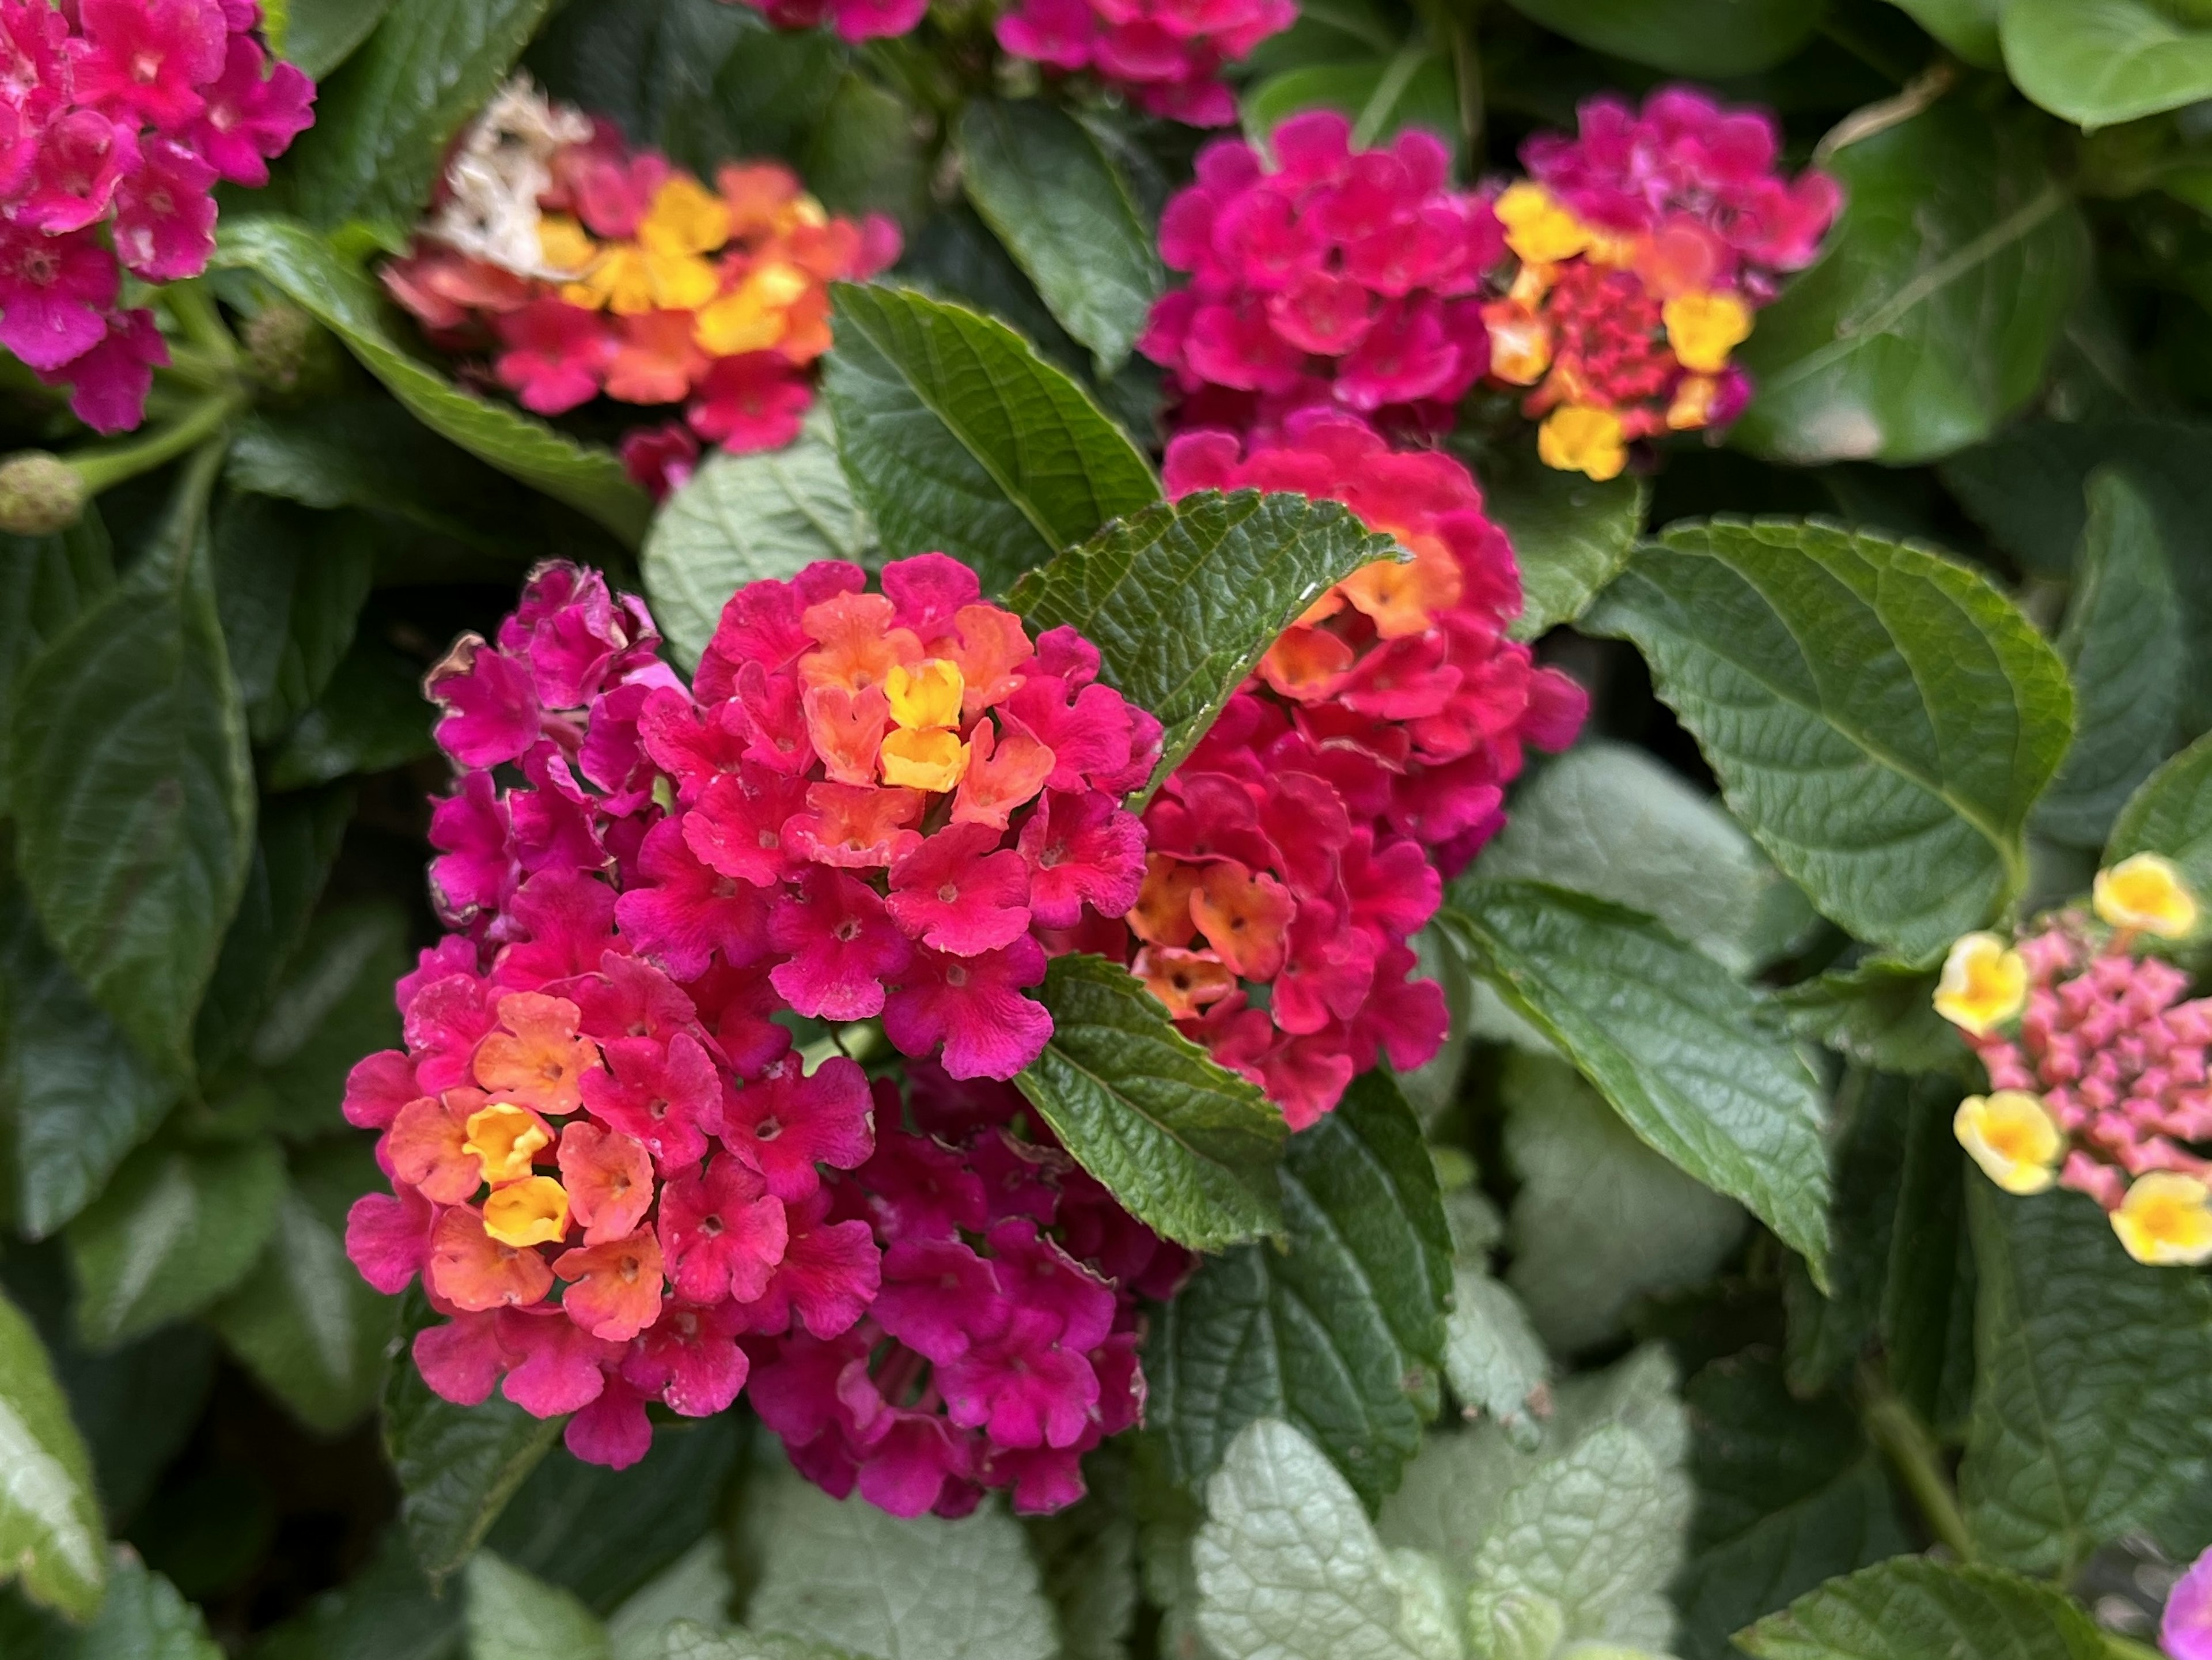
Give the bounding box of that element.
[2094,852,2199,938]
[880,728,969,793]
[1495,183,1593,265]
[1536,405,1626,481]
[483,1175,571,1247]
[1932,931,2027,1035]
[886,660,964,731]
[1953,1091,2062,1195]
[694,261,810,356]
[1661,291,1753,374]
[639,175,732,259]
[2112,1172,2212,1266]
[463,1102,551,1185]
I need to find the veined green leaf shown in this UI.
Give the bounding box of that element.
[1584,518,2074,961]
[1777,959,1973,1081]
[0,515,111,819]
[1501,0,1823,75]
[272,0,402,77]
[1018,954,1285,1251]
[823,283,1160,595]
[264,634,435,793]
[0,1287,104,1620]
[1025,1451,1138,1660]
[1456,437,1646,641]
[1732,1557,2105,1660]
[2001,0,2212,130]
[2108,728,2212,899]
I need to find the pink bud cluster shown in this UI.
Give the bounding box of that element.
[995,0,1295,127]
[713,0,927,42]
[750,1061,1186,1517]
[0,0,313,432]
[1139,112,1506,441]
[1968,913,2212,1210]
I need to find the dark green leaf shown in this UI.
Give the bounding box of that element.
[0,1287,105,1620]
[1732,1557,2104,1660]
[1732,102,2088,466]
[522,0,752,168]
[799,73,924,225]
[264,634,435,792]
[249,1529,461,1660]
[215,217,651,544]
[1777,959,1973,1080]
[252,902,411,1143]
[1147,1071,1451,1511]
[641,414,875,673]
[1883,0,1999,66]
[2000,0,2212,130]
[0,515,111,819]
[1243,52,1464,165]
[1440,879,1832,1279]
[1881,1073,1976,1438]
[1025,1446,1137,1660]
[2109,726,2212,900]
[9,456,256,1079]
[959,101,1164,377]
[2034,469,2183,846]
[1961,1183,2212,1574]
[1584,519,2074,962]
[1672,1355,1909,1660]
[273,0,402,78]
[283,0,554,233]
[210,1139,397,1435]
[823,283,1160,595]
[1502,0,1823,74]
[1454,437,1646,641]
[1007,490,1394,795]
[1016,954,1286,1251]
[64,1138,285,1349]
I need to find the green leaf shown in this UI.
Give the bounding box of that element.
[739,1462,1058,1660]
[521,0,754,170]
[1147,1072,1452,1512]
[1499,1052,1745,1357]
[1025,1452,1138,1660]
[641,413,875,674]
[283,0,553,233]
[1732,1557,2105,1660]
[1440,880,1831,1279]
[209,1140,397,1434]
[246,1527,462,1660]
[0,1287,105,1620]
[1776,959,1972,1081]
[249,902,411,1144]
[1007,490,1395,795]
[1672,1355,1909,1660]
[272,0,402,77]
[1243,51,1463,164]
[797,73,924,226]
[214,217,651,544]
[1880,0,2000,65]
[1880,1077,1978,1438]
[0,875,176,1241]
[1456,438,1646,642]
[264,634,435,792]
[2109,727,2212,899]
[1472,740,1812,977]
[9,457,256,1080]
[959,101,1164,378]
[64,1137,285,1349]
[2001,0,2212,130]
[0,516,112,819]
[823,283,1160,595]
[2035,469,2183,846]
[604,1539,734,1658]
[8,1550,223,1658]
[1499,0,1823,75]
[1583,518,2075,961]
[1960,1183,2212,1574]
[1191,1418,1461,1660]
[467,1552,611,1660]
[1016,954,1286,1252]
[1730,102,2088,466]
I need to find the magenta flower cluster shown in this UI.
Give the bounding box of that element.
[995,0,1296,127]
[1140,112,1506,438]
[0,0,313,432]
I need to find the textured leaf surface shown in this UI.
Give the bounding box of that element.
[9,477,255,1080]
[1147,1072,1451,1511]
[642,415,875,672]
[1961,1184,2212,1574]
[1441,880,1829,1277]
[1733,1557,2104,1660]
[1464,441,1646,641]
[959,101,1164,376]
[1442,1267,1547,1449]
[264,635,435,793]
[284,0,552,232]
[1777,959,1972,1080]
[0,517,111,819]
[663,1625,859,1660]
[1018,955,1285,1251]
[1192,1419,1460,1660]
[467,1552,611,1660]
[0,1287,104,1619]
[2001,0,2212,129]
[1009,490,1393,794]
[210,496,373,744]
[2034,470,2182,846]
[1500,0,1821,74]
[215,217,650,543]
[743,1465,1056,1660]
[274,0,400,77]
[2109,729,2212,899]
[1732,103,2088,466]
[823,284,1158,595]
[65,1139,285,1348]
[1025,1455,1138,1660]
[1500,1053,1745,1356]
[1584,519,2074,961]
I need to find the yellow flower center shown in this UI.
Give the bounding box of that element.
[463,1102,551,1185]
[2094,853,2199,939]
[638,175,732,259]
[1953,1091,2061,1196]
[693,261,810,356]
[482,1175,571,1248]
[1537,405,1627,482]
[886,659,965,731]
[1931,931,2027,1035]
[880,727,970,793]
[1495,182,1593,265]
[1661,291,1753,375]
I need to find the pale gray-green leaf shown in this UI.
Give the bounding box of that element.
[1442,1267,1548,1450]
[0,1287,105,1620]
[467,1551,611,1660]
[607,1540,734,1660]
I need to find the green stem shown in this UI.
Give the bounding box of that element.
[1350,36,1430,150]
[70,387,247,496]
[1862,1384,1976,1561]
[2100,1635,2164,1660]
[161,279,239,365]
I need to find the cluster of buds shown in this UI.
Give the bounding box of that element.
[0,0,313,432]
[1141,112,1505,439]
[344,560,1165,1497]
[751,1062,1186,1517]
[1102,413,1582,1126]
[1937,854,2212,1266]
[1482,88,1841,481]
[995,0,1295,127]
[380,80,897,496]
[717,0,926,41]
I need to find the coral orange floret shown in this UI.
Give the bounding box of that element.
[389,1093,482,1205]
[799,592,921,693]
[953,720,1056,831]
[474,992,601,1114]
[555,1228,667,1340]
[802,682,892,786]
[1134,946,1238,1020]
[558,1120,657,1246]
[1190,861,1296,981]
[1130,856,1203,948]
[430,1205,556,1310]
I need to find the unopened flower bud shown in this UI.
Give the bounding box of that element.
[243,303,335,396]
[0,452,88,535]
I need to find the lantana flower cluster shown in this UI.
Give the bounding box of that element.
[751,1061,1187,1517]
[343,558,1164,1499]
[1936,854,2212,1267]
[1483,88,1842,481]
[380,80,897,496]
[0,0,313,432]
[1120,413,1584,1126]
[1141,112,1506,440]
